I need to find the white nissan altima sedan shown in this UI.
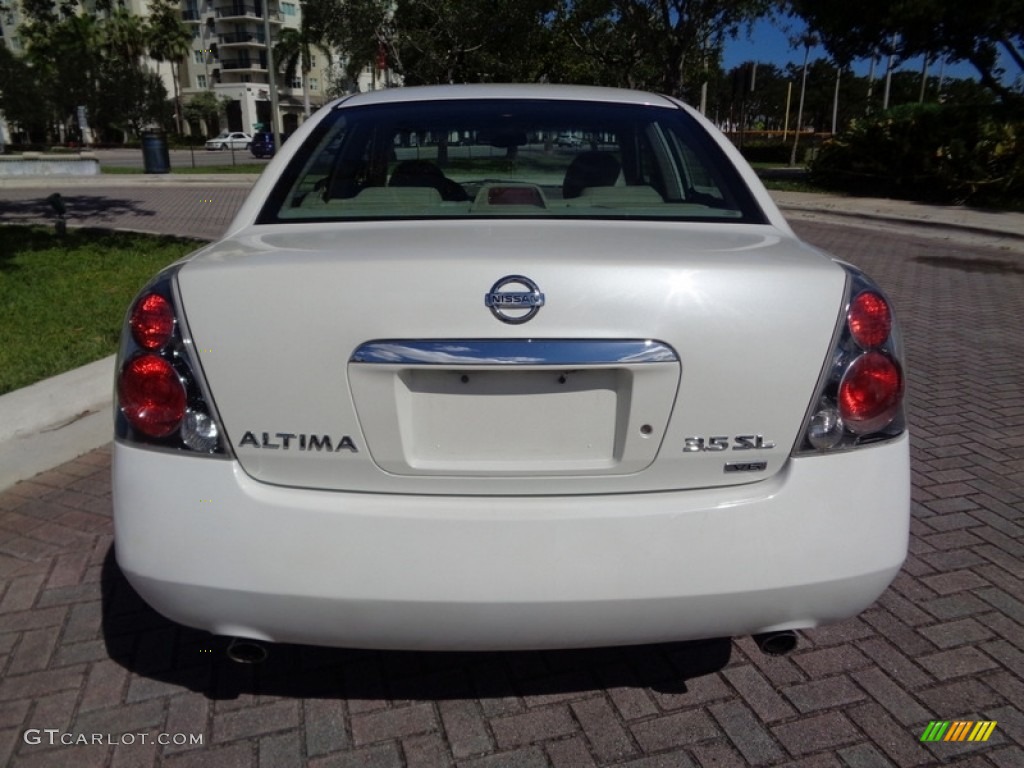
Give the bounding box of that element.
[112,84,909,653]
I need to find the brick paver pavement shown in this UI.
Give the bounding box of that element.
[1,190,1023,766]
[0,183,254,242]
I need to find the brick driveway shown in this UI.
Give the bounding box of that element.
[1,216,1023,767]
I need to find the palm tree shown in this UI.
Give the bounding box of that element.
[22,13,103,143]
[147,0,192,134]
[274,22,333,118]
[102,8,149,64]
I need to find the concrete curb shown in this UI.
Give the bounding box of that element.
[771,192,1024,253]
[0,356,114,490]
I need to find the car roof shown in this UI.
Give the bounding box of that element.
[330,83,679,111]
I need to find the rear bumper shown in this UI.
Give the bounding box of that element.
[112,434,909,650]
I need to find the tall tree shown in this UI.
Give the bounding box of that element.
[19,10,103,142]
[394,0,556,85]
[0,45,50,142]
[14,2,178,142]
[274,20,333,117]
[549,0,660,89]
[312,0,771,95]
[787,0,1024,106]
[307,0,393,85]
[95,62,171,141]
[556,0,772,97]
[102,7,149,63]
[147,0,191,133]
[183,90,225,136]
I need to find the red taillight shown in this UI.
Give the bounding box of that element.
[130,293,175,350]
[118,355,186,437]
[847,291,892,350]
[838,352,903,434]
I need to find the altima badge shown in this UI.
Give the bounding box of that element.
[238,431,358,452]
[485,275,545,324]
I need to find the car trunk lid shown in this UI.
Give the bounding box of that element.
[176,219,845,495]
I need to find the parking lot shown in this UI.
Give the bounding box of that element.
[1,184,1022,767]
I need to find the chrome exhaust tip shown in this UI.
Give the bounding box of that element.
[226,637,269,664]
[752,630,798,656]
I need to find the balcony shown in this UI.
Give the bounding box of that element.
[214,5,282,23]
[220,57,268,71]
[219,31,267,46]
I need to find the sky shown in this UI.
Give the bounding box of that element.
[719,15,1017,84]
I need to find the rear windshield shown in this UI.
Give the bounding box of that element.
[258,99,766,224]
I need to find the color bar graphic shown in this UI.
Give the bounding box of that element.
[920,721,950,742]
[967,722,998,742]
[920,721,997,742]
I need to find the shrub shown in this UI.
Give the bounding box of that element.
[810,103,1024,209]
[738,141,792,164]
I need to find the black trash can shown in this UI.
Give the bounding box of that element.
[141,131,170,174]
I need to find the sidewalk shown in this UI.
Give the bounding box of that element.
[0,357,113,491]
[773,190,1024,254]
[0,173,259,188]
[1,175,1022,490]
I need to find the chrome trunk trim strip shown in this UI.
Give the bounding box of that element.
[350,340,678,365]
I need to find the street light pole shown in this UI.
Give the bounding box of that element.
[783,81,792,140]
[883,34,898,110]
[832,67,841,134]
[866,52,877,113]
[262,0,281,149]
[789,42,811,167]
[700,53,708,115]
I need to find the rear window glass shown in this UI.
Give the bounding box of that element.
[259,99,766,224]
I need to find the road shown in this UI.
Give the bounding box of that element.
[89,147,272,170]
[0,193,1022,767]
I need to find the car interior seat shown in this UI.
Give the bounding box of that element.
[390,159,469,201]
[562,152,622,199]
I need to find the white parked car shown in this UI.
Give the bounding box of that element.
[113,84,909,654]
[204,130,252,151]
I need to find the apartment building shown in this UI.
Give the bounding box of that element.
[0,3,23,54]
[0,0,386,142]
[180,0,335,135]
[0,3,23,146]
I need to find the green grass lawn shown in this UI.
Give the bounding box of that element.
[0,226,202,395]
[761,178,825,194]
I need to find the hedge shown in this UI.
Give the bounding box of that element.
[809,103,1024,209]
